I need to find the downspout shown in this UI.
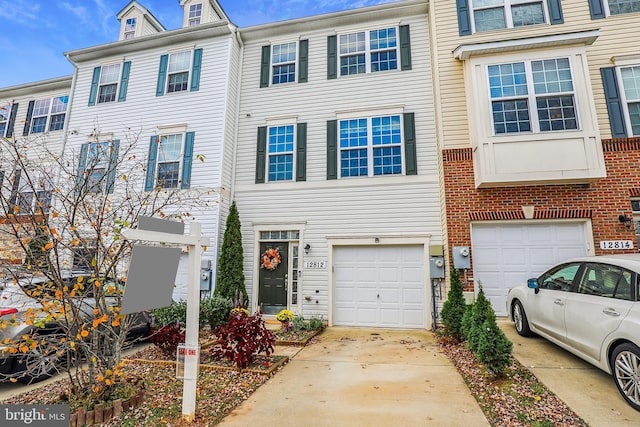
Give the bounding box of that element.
[229,27,244,202]
[61,54,78,162]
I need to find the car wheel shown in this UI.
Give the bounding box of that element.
[512,300,532,337]
[611,342,640,411]
[17,335,67,385]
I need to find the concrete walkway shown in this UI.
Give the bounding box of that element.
[218,327,489,427]
[499,320,640,426]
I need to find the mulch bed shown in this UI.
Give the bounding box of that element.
[437,334,588,427]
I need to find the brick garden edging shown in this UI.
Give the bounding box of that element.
[69,389,145,426]
[122,354,289,376]
[275,328,323,346]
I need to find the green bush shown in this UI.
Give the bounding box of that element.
[440,268,467,341]
[200,295,233,330]
[476,309,513,377]
[467,286,492,352]
[151,301,187,327]
[215,202,248,302]
[460,302,474,340]
[291,315,325,331]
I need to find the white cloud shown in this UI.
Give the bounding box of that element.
[0,0,41,26]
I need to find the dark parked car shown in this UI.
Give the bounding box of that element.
[507,254,640,411]
[0,271,150,384]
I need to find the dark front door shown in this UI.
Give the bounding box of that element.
[258,242,288,315]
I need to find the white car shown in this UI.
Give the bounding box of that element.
[506,254,640,411]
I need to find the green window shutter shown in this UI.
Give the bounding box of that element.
[75,143,89,197]
[298,40,309,83]
[260,46,271,88]
[327,35,337,80]
[6,103,18,138]
[181,132,195,189]
[601,67,628,138]
[105,140,120,194]
[156,54,168,97]
[256,127,267,183]
[457,0,472,36]
[190,48,203,92]
[588,0,606,19]
[9,169,21,207]
[403,113,417,176]
[296,123,307,182]
[118,62,131,102]
[145,136,159,191]
[399,25,412,71]
[326,120,337,180]
[547,0,564,24]
[22,100,34,136]
[88,66,101,106]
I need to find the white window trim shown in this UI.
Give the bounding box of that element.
[97,63,123,104]
[337,114,405,179]
[602,0,640,17]
[124,17,137,39]
[166,50,193,94]
[337,26,400,76]
[270,40,299,86]
[0,103,10,137]
[156,133,185,189]
[188,3,203,26]
[30,96,69,134]
[486,58,581,135]
[469,0,549,33]
[266,123,297,183]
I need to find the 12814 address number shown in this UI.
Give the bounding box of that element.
[599,240,634,250]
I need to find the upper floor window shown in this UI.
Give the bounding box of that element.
[168,52,191,93]
[255,123,307,183]
[88,62,131,106]
[156,49,202,96]
[457,0,563,35]
[272,43,297,85]
[10,170,53,215]
[489,58,578,134]
[77,140,120,194]
[606,0,640,15]
[0,104,10,137]
[339,27,397,76]
[618,65,640,135]
[327,25,411,80]
[124,18,136,39]
[144,132,195,190]
[24,96,69,135]
[189,4,202,26]
[473,0,546,32]
[260,41,308,88]
[268,125,295,181]
[339,115,403,177]
[98,64,122,103]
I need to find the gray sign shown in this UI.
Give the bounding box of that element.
[138,215,184,235]
[0,404,68,426]
[121,245,181,314]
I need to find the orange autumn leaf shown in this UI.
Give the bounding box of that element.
[80,329,89,338]
[44,242,53,250]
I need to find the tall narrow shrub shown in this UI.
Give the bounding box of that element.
[440,267,467,341]
[215,202,247,301]
[467,286,492,352]
[477,308,513,376]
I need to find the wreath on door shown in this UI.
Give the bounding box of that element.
[260,247,281,270]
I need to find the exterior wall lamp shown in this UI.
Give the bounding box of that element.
[618,214,632,228]
[304,243,311,254]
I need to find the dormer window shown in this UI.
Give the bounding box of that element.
[188,4,202,26]
[124,18,137,39]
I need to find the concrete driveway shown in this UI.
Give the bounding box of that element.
[499,320,640,426]
[218,327,488,427]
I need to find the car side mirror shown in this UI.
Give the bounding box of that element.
[527,278,540,294]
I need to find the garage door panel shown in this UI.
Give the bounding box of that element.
[472,223,587,316]
[333,245,425,328]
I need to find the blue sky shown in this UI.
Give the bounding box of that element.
[0,0,396,88]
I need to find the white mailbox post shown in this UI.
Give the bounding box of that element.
[122,219,209,422]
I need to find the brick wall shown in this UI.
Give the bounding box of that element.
[443,138,640,290]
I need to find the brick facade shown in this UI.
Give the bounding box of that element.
[443,138,640,291]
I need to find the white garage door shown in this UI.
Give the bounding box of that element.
[471,222,588,316]
[333,245,425,328]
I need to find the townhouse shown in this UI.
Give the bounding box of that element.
[430,0,640,314]
[0,77,72,264]
[233,0,440,327]
[61,0,242,300]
